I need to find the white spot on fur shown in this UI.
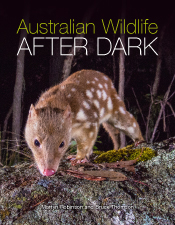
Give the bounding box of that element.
[67,94,71,98]
[100,108,105,118]
[99,114,111,123]
[94,77,99,81]
[96,90,102,99]
[111,83,115,89]
[98,83,103,89]
[86,90,93,99]
[127,127,135,134]
[114,121,125,130]
[92,81,95,84]
[91,88,95,92]
[93,100,100,109]
[129,113,133,118]
[71,88,76,92]
[107,97,113,110]
[119,106,126,114]
[115,94,122,101]
[104,76,108,81]
[76,109,87,121]
[95,124,98,131]
[83,101,90,109]
[87,80,90,84]
[89,132,94,138]
[102,90,107,101]
[133,122,137,128]
[117,96,122,101]
[94,112,98,118]
[72,123,81,128]
[104,83,108,89]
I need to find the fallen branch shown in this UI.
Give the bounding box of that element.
[66,169,127,181]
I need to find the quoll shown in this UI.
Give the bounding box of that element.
[25,70,144,176]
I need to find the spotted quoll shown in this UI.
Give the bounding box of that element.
[25,70,144,176]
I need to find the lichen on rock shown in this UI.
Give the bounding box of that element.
[0,141,175,224]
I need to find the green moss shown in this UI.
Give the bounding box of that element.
[93,150,105,155]
[94,144,156,163]
[13,204,22,209]
[17,197,26,201]
[127,147,156,162]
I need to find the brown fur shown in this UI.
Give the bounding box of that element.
[25,70,144,176]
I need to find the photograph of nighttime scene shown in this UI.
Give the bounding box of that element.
[0,0,175,224]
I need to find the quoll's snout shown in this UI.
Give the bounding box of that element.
[43,169,55,176]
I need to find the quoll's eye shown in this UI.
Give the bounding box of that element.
[59,141,64,148]
[34,139,40,147]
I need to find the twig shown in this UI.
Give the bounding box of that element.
[2,147,32,159]
[167,102,175,117]
[168,90,175,101]
[30,198,48,209]
[146,102,153,142]
[151,74,175,143]
[164,74,175,102]
[2,105,13,144]
[146,86,154,142]
[128,178,150,187]
[162,102,166,132]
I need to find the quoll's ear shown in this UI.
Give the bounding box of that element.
[29,104,38,118]
[63,105,71,119]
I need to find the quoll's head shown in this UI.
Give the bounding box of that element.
[25,104,72,176]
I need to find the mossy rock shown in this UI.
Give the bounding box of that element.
[94,144,156,163]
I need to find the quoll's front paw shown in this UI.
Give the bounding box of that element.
[76,157,89,164]
[67,155,89,166]
[67,155,77,160]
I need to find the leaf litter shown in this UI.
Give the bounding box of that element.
[63,148,144,182]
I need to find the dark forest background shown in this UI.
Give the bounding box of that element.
[0,0,175,165]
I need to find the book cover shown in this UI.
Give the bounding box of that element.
[0,0,175,224]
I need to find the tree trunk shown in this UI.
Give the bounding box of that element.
[146,25,166,142]
[113,34,117,84]
[152,25,165,96]
[62,4,97,80]
[12,7,29,148]
[118,1,126,148]
[49,40,65,86]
